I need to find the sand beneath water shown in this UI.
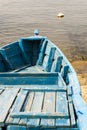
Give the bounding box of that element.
[71,60,87,103]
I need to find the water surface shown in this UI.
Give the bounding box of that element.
[0,0,87,60]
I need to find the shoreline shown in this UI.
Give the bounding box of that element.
[71,60,87,103]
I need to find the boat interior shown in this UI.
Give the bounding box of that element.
[0,37,70,85]
[0,38,67,73]
[0,37,79,130]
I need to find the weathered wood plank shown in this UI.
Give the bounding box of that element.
[0,49,14,70]
[7,126,79,130]
[41,92,55,127]
[56,91,70,126]
[20,66,44,73]
[43,128,78,130]
[11,64,30,72]
[19,92,34,125]
[23,85,66,92]
[54,56,63,72]
[19,66,40,73]
[67,85,76,127]
[27,92,44,127]
[23,88,66,92]
[68,96,76,127]
[24,92,34,112]
[67,86,72,96]
[34,66,44,72]
[6,89,28,125]
[46,47,56,72]
[62,65,69,85]
[45,43,53,56]
[42,42,53,70]
[58,73,67,90]
[19,39,29,64]
[7,125,26,130]
[0,73,58,85]
[32,41,40,66]
[42,55,49,69]
[11,112,68,119]
[37,39,48,65]
[51,55,63,72]
[0,85,66,92]
[0,72,58,77]
[0,88,19,126]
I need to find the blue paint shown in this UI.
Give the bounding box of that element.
[55,56,63,72]
[46,47,56,72]
[7,125,26,130]
[0,49,14,70]
[11,112,69,119]
[62,65,69,84]
[0,73,58,85]
[19,39,29,64]
[0,35,86,130]
[77,111,83,115]
[37,39,48,65]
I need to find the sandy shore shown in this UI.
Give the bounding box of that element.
[71,60,87,103]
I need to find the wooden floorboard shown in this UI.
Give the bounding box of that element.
[6,89,28,125]
[24,92,35,112]
[6,126,79,130]
[43,128,78,130]
[11,112,68,119]
[27,92,44,127]
[19,92,35,125]
[23,85,66,92]
[10,65,30,73]
[0,85,66,92]
[19,65,44,73]
[41,92,55,127]
[0,88,19,126]
[0,85,76,128]
[67,86,76,126]
[56,91,70,126]
[68,96,76,126]
[20,66,38,73]
[7,125,26,130]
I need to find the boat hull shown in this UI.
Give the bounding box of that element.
[0,36,86,130]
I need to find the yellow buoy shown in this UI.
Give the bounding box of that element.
[57,12,64,19]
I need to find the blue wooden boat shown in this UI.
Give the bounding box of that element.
[0,31,87,130]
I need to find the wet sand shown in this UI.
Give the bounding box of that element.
[72,61,87,103]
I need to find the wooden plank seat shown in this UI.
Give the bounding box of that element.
[11,112,69,119]
[0,72,58,85]
[0,85,66,92]
[7,125,79,130]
